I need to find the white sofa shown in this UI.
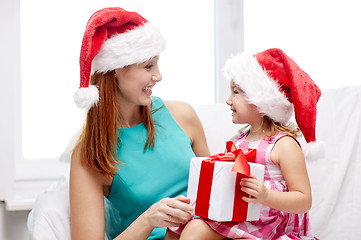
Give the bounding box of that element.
[28,85,361,239]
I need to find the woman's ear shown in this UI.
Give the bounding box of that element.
[114,70,118,81]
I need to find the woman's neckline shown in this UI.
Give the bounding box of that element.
[118,122,143,130]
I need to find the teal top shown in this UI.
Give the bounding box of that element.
[105,97,195,240]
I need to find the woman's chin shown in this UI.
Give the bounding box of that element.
[141,96,152,106]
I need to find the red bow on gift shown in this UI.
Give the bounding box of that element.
[206,141,256,178]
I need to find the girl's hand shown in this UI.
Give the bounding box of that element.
[143,195,194,228]
[240,174,268,204]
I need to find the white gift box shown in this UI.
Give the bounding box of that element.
[187,157,265,222]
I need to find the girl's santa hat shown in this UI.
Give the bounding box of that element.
[74,7,166,111]
[224,48,324,160]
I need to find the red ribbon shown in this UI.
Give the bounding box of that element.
[195,141,256,221]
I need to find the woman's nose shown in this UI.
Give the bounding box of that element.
[152,70,162,82]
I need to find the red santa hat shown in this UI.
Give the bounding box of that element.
[224,48,323,159]
[74,7,166,111]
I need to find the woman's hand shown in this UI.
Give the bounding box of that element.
[240,174,269,204]
[113,195,193,240]
[143,195,194,228]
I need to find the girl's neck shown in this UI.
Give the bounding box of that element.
[246,119,270,142]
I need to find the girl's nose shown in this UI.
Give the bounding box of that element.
[226,95,233,106]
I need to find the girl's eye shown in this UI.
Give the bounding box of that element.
[146,64,153,69]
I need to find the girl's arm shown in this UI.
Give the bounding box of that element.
[240,136,312,214]
[165,101,210,157]
[70,146,194,240]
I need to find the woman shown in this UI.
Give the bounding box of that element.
[70,7,209,240]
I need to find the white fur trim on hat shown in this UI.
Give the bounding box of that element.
[73,85,99,111]
[91,22,166,73]
[302,140,325,161]
[223,53,293,124]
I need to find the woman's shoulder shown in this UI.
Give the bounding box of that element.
[71,145,113,186]
[163,100,210,156]
[164,99,193,110]
[163,100,197,121]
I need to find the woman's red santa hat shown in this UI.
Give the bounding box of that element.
[74,7,166,111]
[224,48,324,160]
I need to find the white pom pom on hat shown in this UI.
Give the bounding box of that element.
[74,7,166,111]
[224,48,324,160]
[73,85,99,111]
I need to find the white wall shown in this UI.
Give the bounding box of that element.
[0,203,31,240]
[0,0,31,239]
[0,0,243,239]
[215,0,244,103]
[0,0,18,200]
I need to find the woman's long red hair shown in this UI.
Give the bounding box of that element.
[74,71,156,176]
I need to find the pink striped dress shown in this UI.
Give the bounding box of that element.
[173,130,316,239]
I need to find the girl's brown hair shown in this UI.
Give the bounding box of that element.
[74,71,156,176]
[266,116,301,139]
[240,116,301,139]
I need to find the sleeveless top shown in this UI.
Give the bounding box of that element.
[186,129,315,240]
[105,97,195,240]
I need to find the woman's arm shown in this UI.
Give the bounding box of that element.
[115,196,193,240]
[70,146,194,240]
[164,100,210,157]
[70,147,110,240]
[240,136,312,213]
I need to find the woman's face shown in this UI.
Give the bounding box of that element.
[115,56,162,107]
[226,81,260,125]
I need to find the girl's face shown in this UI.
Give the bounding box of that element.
[115,56,162,107]
[226,81,260,125]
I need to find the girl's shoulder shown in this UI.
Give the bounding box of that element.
[271,134,303,165]
[271,132,300,147]
[274,134,300,147]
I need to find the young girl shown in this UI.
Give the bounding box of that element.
[167,48,321,240]
[69,7,210,240]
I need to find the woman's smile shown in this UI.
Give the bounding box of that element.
[142,86,154,96]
